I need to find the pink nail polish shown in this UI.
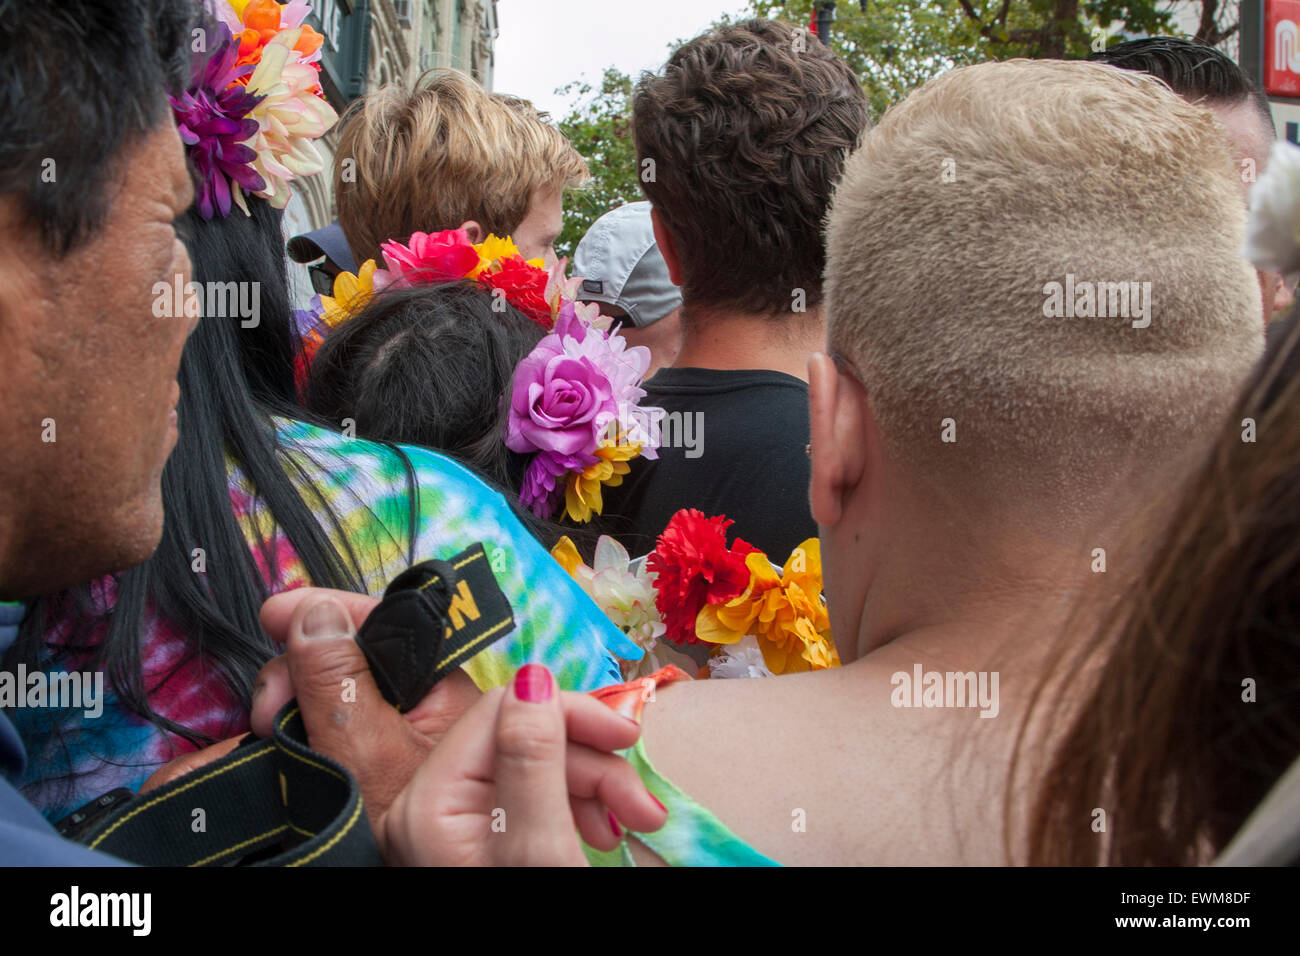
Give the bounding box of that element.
[608,812,623,838]
[649,794,667,814]
[513,664,552,702]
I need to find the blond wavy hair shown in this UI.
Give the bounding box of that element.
[334,70,589,263]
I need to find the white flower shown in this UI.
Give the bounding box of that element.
[234,29,338,214]
[1245,139,1300,282]
[708,635,775,679]
[572,537,666,656]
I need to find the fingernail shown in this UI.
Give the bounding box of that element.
[608,812,623,838]
[301,599,352,640]
[649,793,667,814]
[623,716,641,728]
[513,664,552,702]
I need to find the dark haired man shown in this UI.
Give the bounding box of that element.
[0,0,656,867]
[603,19,870,567]
[1089,36,1294,322]
[0,0,199,864]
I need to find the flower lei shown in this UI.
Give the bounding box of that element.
[297,227,665,523]
[171,0,336,220]
[552,509,840,679]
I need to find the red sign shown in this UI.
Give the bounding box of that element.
[1266,0,1300,97]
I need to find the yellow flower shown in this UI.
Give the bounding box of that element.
[318,259,377,328]
[473,234,520,265]
[550,535,583,575]
[469,234,546,277]
[563,438,641,523]
[694,589,756,646]
[748,539,838,674]
[691,538,839,674]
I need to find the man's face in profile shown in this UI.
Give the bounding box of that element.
[0,119,197,598]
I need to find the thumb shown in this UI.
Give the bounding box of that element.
[285,596,431,823]
[490,665,587,866]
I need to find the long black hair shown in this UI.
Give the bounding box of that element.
[186,196,300,409]
[9,200,376,753]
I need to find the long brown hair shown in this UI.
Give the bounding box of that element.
[1020,315,1300,865]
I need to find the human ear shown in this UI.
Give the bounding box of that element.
[808,352,869,529]
[650,208,683,287]
[458,220,484,244]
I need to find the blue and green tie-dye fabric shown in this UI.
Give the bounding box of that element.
[582,667,781,867]
[8,418,638,820]
[586,737,782,867]
[271,419,641,688]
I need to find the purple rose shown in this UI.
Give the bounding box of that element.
[505,343,615,460]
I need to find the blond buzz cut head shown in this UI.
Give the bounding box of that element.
[825,59,1262,503]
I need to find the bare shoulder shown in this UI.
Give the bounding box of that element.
[634,659,1015,865]
[637,667,865,865]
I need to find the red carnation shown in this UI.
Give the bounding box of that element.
[647,509,759,646]
[479,256,553,329]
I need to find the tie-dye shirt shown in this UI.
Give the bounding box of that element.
[586,667,779,867]
[7,418,638,822]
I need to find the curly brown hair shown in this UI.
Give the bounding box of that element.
[632,19,869,316]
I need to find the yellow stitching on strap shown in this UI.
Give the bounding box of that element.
[436,616,512,669]
[414,549,482,593]
[286,797,367,867]
[279,743,346,781]
[88,746,274,848]
[277,706,301,732]
[275,706,346,782]
[188,824,289,867]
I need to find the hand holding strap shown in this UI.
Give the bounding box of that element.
[354,544,515,712]
[71,543,515,866]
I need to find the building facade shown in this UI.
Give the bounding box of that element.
[288,0,500,235]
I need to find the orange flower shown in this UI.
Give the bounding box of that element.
[695,538,839,673]
[230,0,324,87]
[749,540,838,673]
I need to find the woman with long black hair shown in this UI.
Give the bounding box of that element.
[1,4,635,821]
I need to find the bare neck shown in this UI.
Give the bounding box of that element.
[850,488,1134,674]
[670,304,825,382]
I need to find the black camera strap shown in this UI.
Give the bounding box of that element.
[67,543,515,866]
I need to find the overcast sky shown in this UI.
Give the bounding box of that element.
[492,0,752,118]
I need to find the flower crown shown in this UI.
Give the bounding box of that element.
[171,0,337,220]
[297,228,665,524]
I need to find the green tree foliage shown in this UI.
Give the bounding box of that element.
[551,1,1240,254]
[748,0,1237,117]
[555,67,641,262]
